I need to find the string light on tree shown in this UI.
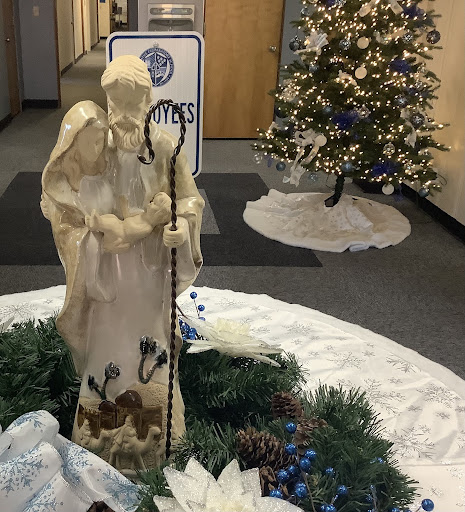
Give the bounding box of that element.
[253,0,448,204]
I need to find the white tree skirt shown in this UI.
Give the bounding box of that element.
[243,190,411,252]
[1,286,464,510]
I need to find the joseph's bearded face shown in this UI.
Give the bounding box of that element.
[106,82,150,151]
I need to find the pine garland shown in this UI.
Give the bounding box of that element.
[0,319,418,511]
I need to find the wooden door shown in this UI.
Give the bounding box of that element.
[204,0,284,138]
[1,0,20,116]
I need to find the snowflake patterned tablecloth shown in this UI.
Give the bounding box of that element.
[1,285,464,510]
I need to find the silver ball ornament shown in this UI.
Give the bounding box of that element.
[341,161,354,173]
[402,32,414,43]
[335,0,346,6]
[418,187,430,198]
[426,30,441,44]
[301,6,315,16]
[308,63,319,73]
[411,112,425,129]
[289,36,302,51]
[339,39,351,51]
[253,153,263,164]
[383,142,396,156]
[394,95,408,107]
[414,80,425,91]
[357,105,370,119]
[276,161,287,172]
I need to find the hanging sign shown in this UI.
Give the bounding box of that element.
[107,32,204,177]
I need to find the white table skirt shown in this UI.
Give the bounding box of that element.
[1,286,464,510]
[243,191,411,252]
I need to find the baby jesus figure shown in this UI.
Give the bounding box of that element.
[85,192,172,253]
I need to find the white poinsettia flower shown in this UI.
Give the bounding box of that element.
[154,458,304,512]
[183,316,282,366]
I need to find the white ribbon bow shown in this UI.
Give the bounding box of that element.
[400,109,417,148]
[359,0,401,16]
[338,70,357,85]
[295,31,329,56]
[284,129,327,186]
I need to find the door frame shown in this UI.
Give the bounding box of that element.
[1,0,21,116]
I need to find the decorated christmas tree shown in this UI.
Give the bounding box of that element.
[253,0,449,205]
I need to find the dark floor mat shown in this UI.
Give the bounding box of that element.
[0,172,321,267]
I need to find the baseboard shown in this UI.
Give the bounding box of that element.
[91,41,99,49]
[0,113,12,133]
[401,184,465,242]
[75,53,84,63]
[22,99,59,109]
[60,62,73,76]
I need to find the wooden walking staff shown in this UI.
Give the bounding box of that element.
[138,99,187,459]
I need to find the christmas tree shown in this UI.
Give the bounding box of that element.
[253,0,448,206]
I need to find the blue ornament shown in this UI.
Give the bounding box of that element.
[403,4,425,18]
[285,443,297,455]
[289,36,302,52]
[337,485,349,496]
[426,30,440,44]
[421,499,434,511]
[341,162,354,173]
[190,291,198,299]
[376,457,385,464]
[325,467,335,477]
[294,482,308,499]
[365,495,374,504]
[270,489,284,499]
[320,505,330,512]
[390,508,401,512]
[299,457,312,473]
[274,106,287,119]
[304,449,317,461]
[288,464,300,477]
[197,304,205,312]
[327,506,337,512]
[277,469,291,483]
[326,0,336,6]
[189,328,197,335]
[285,422,297,434]
[276,161,286,172]
[372,160,399,177]
[199,317,206,321]
[331,110,360,130]
[182,334,187,341]
[322,105,333,115]
[390,59,412,75]
[188,332,196,340]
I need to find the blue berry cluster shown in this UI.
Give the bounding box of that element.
[179,292,207,341]
[270,422,348,507]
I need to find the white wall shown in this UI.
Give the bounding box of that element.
[99,0,111,38]
[424,0,465,225]
[73,0,84,59]
[57,0,74,72]
[0,7,11,118]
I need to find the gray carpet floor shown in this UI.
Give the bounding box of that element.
[0,42,464,379]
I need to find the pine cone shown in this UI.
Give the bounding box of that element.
[295,417,328,447]
[87,502,115,512]
[237,427,295,472]
[271,392,303,419]
[259,465,277,495]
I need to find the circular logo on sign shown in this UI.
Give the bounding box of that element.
[140,47,174,87]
